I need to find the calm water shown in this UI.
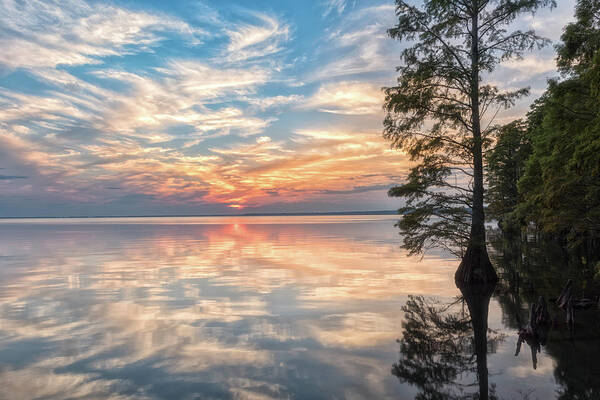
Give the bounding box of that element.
[0,216,598,399]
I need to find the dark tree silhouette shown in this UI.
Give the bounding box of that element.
[488,231,600,399]
[384,0,555,284]
[393,287,503,400]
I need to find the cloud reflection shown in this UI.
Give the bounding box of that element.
[0,217,456,399]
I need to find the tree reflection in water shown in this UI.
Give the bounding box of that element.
[489,232,600,400]
[393,283,504,400]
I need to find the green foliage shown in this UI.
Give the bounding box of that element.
[556,0,600,74]
[483,0,600,250]
[518,55,600,241]
[390,161,471,256]
[485,120,531,230]
[384,0,554,256]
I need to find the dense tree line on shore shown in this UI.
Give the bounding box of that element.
[486,0,600,258]
[385,0,599,273]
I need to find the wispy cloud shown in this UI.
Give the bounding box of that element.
[225,12,290,62]
[244,95,304,110]
[0,0,204,70]
[500,54,557,79]
[0,0,576,215]
[95,61,274,136]
[303,81,383,115]
[322,0,347,17]
[195,129,408,208]
[310,5,398,81]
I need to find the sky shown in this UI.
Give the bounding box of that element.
[0,0,577,217]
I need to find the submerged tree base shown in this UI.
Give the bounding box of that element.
[455,244,498,286]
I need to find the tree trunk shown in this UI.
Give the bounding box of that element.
[456,2,498,286]
[456,243,497,285]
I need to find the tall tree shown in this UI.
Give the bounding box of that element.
[485,119,531,232]
[556,0,600,74]
[384,0,554,285]
[518,68,600,245]
[516,0,600,248]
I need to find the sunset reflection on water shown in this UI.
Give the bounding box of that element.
[0,216,566,399]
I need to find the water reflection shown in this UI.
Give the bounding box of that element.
[0,217,598,399]
[459,284,498,400]
[489,231,600,400]
[0,217,455,399]
[393,283,503,400]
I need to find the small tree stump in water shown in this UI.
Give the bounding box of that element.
[556,279,573,309]
[515,296,550,369]
[554,279,600,334]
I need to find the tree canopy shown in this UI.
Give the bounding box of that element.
[485,120,530,232]
[485,0,600,251]
[384,0,554,283]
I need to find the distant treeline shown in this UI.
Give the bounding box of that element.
[486,0,600,253]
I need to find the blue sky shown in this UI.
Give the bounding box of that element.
[0,0,576,216]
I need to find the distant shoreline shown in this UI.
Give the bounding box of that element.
[0,210,398,219]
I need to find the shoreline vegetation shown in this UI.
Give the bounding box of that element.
[485,0,600,266]
[384,0,600,280]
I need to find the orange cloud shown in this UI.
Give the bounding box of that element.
[2,124,409,210]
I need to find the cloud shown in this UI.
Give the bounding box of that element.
[501,54,557,77]
[322,0,347,17]
[0,0,204,70]
[302,81,383,115]
[95,61,274,136]
[195,128,409,209]
[1,92,410,210]
[310,5,399,81]
[256,136,272,144]
[225,13,290,62]
[0,2,305,213]
[1,0,572,216]
[523,0,576,41]
[320,184,390,195]
[244,95,304,110]
[0,1,411,215]
[0,58,276,153]
[0,87,103,129]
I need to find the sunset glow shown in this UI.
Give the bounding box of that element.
[0,0,575,216]
[1,1,597,398]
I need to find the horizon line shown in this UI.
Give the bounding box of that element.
[0,210,399,219]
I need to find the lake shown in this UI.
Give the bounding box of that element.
[0,216,598,399]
